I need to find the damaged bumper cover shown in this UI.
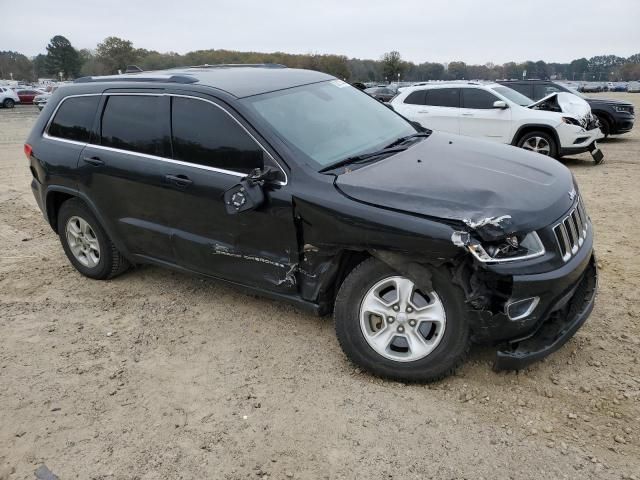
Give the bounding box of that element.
[492,247,597,370]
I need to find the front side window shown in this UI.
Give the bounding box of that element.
[505,83,532,98]
[101,95,167,156]
[242,81,414,168]
[171,97,265,174]
[424,88,460,108]
[462,88,500,109]
[491,86,533,106]
[48,95,100,143]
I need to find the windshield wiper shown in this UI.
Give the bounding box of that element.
[383,131,431,149]
[318,146,408,173]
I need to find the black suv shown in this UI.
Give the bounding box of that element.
[25,65,597,382]
[498,79,635,137]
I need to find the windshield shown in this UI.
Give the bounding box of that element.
[242,80,415,169]
[491,86,534,106]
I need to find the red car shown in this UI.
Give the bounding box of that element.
[15,89,46,104]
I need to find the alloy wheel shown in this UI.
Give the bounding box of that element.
[65,216,101,268]
[359,276,446,362]
[522,136,551,155]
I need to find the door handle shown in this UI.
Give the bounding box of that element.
[165,174,193,187]
[417,110,429,113]
[82,156,104,166]
[461,113,475,116]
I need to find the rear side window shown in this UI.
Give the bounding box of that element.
[425,88,460,108]
[171,97,264,174]
[404,90,426,105]
[101,95,167,156]
[462,88,499,109]
[48,96,100,143]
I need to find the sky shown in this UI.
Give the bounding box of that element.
[2,0,639,64]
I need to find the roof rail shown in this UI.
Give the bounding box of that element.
[186,63,287,69]
[74,74,197,84]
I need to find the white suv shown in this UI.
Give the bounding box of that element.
[0,87,20,108]
[390,82,604,161]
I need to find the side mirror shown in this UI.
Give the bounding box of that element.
[223,167,279,215]
[493,100,508,109]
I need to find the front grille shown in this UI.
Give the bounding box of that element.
[553,198,589,262]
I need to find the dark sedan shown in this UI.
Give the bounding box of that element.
[364,86,397,102]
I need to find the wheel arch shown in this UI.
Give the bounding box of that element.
[44,186,130,257]
[511,124,560,150]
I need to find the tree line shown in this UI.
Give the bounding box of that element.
[2,35,640,83]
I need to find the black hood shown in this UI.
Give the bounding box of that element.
[586,97,633,107]
[335,132,576,239]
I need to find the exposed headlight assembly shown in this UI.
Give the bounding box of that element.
[561,116,581,126]
[462,232,546,263]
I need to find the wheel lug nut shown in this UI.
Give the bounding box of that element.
[397,326,405,333]
[406,306,413,313]
[392,305,399,311]
[387,316,395,323]
[409,319,417,327]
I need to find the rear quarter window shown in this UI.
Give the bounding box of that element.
[48,96,100,143]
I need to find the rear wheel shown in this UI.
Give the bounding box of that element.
[517,130,557,158]
[58,198,129,279]
[334,258,470,383]
[3,98,15,108]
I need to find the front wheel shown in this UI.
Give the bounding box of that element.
[596,115,610,138]
[3,99,15,108]
[517,131,557,158]
[334,258,470,383]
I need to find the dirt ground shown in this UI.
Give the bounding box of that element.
[0,93,639,480]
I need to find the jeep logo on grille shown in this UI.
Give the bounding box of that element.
[568,188,577,201]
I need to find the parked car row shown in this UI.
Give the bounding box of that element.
[0,86,48,108]
[25,65,598,382]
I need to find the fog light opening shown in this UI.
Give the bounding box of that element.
[506,297,540,321]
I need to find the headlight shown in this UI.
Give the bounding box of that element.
[614,105,631,113]
[561,117,581,126]
[465,232,545,263]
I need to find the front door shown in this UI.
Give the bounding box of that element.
[162,94,298,293]
[459,88,512,143]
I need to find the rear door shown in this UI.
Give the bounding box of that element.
[459,87,512,143]
[420,88,460,134]
[77,92,175,261]
[163,94,298,292]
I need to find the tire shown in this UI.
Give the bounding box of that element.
[516,130,557,158]
[596,115,610,138]
[334,258,470,383]
[3,98,15,108]
[57,198,129,280]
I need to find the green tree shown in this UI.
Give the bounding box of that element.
[0,51,34,81]
[45,35,81,79]
[447,61,467,80]
[381,51,404,82]
[96,37,138,74]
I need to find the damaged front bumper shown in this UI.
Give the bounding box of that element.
[492,248,597,371]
